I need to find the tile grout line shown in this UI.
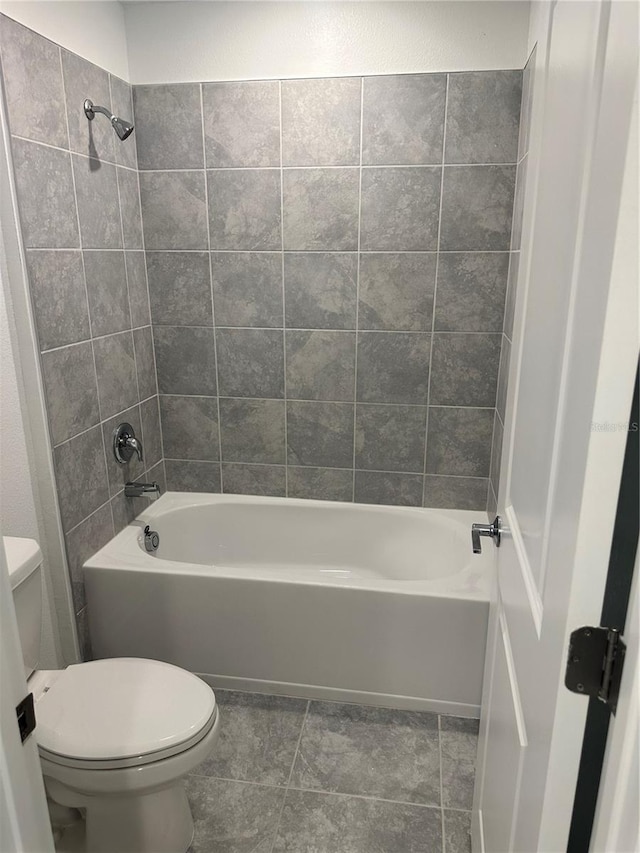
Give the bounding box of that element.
[351,76,365,502]
[279,81,289,498]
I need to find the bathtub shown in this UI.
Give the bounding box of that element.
[84,493,493,717]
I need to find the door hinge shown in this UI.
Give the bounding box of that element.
[16,693,36,743]
[565,627,626,714]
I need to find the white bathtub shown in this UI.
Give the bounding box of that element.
[84,493,493,717]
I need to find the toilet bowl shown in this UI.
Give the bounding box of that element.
[5,536,220,853]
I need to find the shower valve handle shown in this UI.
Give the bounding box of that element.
[471,516,502,554]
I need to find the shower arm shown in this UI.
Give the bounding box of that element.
[84,99,114,122]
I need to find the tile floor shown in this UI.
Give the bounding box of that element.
[186,690,478,853]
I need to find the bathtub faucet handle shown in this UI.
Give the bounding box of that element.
[471,516,502,554]
[113,422,143,464]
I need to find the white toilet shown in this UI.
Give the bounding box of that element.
[6,536,220,853]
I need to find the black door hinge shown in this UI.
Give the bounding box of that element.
[16,693,36,743]
[565,627,626,714]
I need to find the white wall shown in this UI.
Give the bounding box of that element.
[124,0,530,84]
[0,0,129,79]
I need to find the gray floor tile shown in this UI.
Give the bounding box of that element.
[440,717,479,811]
[186,776,284,853]
[444,809,472,853]
[291,701,441,806]
[273,790,442,853]
[193,690,308,786]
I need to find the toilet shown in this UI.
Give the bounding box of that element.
[5,536,220,853]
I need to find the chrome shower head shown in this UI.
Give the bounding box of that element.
[84,99,134,141]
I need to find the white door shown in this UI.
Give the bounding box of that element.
[472,1,638,851]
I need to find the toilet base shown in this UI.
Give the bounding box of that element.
[46,778,194,853]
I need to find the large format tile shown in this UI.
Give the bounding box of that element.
[283,168,359,251]
[434,252,509,332]
[93,331,138,418]
[62,49,115,163]
[165,460,221,493]
[153,326,217,396]
[291,701,440,805]
[160,395,219,461]
[273,790,443,853]
[287,401,354,468]
[83,250,130,336]
[186,776,284,853]
[281,77,361,166]
[212,253,283,328]
[110,75,138,170]
[355,404,426,473]
[426,407,493,477]
[147,252,213,326]
[362,74,446,165]
[440,165,515,251]
[72,157,122,249]
[358,253,436,331]
[126,251,151,328]
[286,330,356,401]
[133,326,157,399]
[445,71,522,164]
[496,335,511,423]
[194,691,308,785]
[26,250,89,350]
[356,332,430,405]
[423,475,489,511]
[0,16,68,146]
[117,167,143,249]
[140,171,208,250]
[11,138,79,248]
[219,398,286,465]
[490,411,504,499]
[64,503,114,613]
[134,84,204,170]
[511,155,527,251]
[354,470,423,507]
[203,81,280,168]
[140,396,162,468]
[440,716,479,811]
[444,809,472,853]
[284,253,357,330]
[208,169,281,250]
[222,464,286,497]
[216,329,284,398]
[504,251,520,341]
[360,167,441,251]
[53,426,109,532]
[41,342,100,445]
[287,466,354,502]
[429,333,501,407]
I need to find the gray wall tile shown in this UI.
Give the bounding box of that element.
[126,251,151,328]
[282,77,361,166]
[490,411,504,498]
[359,253,436,331]
[222,463,286,497]
[283,168,359,251]
[286,330,355,401]
[147,460,166,495]
[356,332,430,404]
[216,329,284,398]
[496,335,511,422]
[423,475,488,510]
[140,396,162,468]
[102,404,145,496]
[355,404,426,472]
[83,250,130,336]
[62,49,115,163]
[208,169,281,250]
[147,252,212,326]
[110,75,137,169]
[165,459,221,493]
[64,503,114,614]
[426,407,493,477]
[53,425,109,532]
[363,74,446,165]
[134,84,204,170]
[93,330,138,418]
[435,253,509,332]
[160,395,219,460]
[287,401,354,468]
[11,139,79,248]
[117,167,143,249]
[72,156,122,248]
[153,325,216,395]
[355,471,423,507]
[284,253,357,330]
[440,165,515,251]
[287,466,353,502]
[133,326,157,399]
[140,170,208,250]
[212,253,283,328]
[203,81,280,168]
[0,16,68,147]
[110,488,139,533]
[511,155,527,250]
[360,167,441,251]
[445,71,522,164]
[219,398,285,464]
[504,252,519,340]
[41,342,100,445]
[26,250,89,350]
[430,333,501,407]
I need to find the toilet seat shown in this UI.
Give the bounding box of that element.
[35,658,216,769]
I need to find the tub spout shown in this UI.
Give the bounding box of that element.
[125,481,160,500]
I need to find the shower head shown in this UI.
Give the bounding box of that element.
[84,99,134,141]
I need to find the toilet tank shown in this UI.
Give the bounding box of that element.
[4,537,43,679]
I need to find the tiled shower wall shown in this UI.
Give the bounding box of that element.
[0,15,161,651]
[135,70,521,508]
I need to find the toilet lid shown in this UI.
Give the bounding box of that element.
[35,658,216,761]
